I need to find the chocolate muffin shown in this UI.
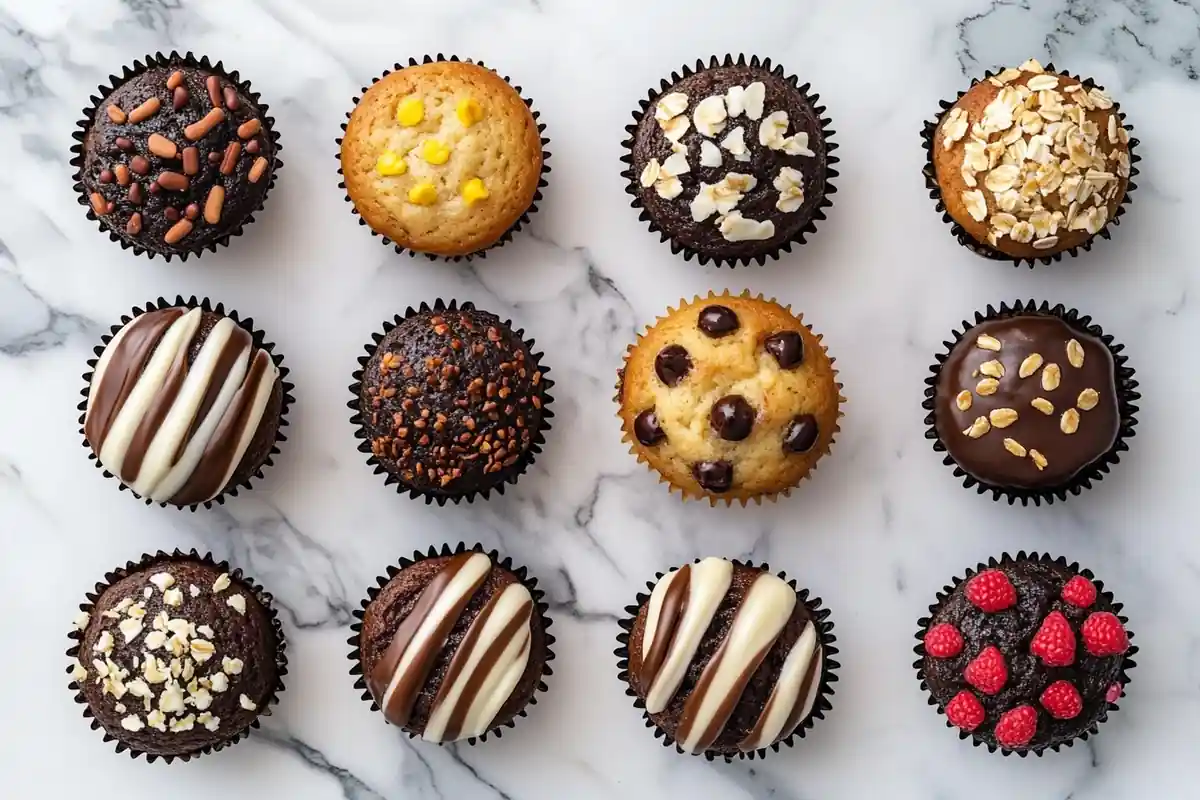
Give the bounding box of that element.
[350,545,553,743]
[67,551,286,761]
[81,297,288,509]
[617,557,837,760]
[72,52,280,259]
[618,291,842,504]
[350,301,553,503]
[926,58,1135,264]
[915,553,1135,755]
[623,54,836,265]
[926,301,1137,504]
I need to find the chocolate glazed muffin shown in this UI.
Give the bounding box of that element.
[351,546,553,743]
[74,53,279,258]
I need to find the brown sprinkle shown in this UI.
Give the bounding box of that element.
[115,136,134,152]
[130,155,151,175]
[106,104,126,124]
[156,171,188,192]
[165,206,181,222]
[166,70,185,90]
[237,119,262,140]
[245,139,261,154]
[204,186,225,224]
[164,218,193,244]
[173,86,189,110]
[182,146,200,176]
[185,108,226,141]
[126,212,142,235]
[127,97,161,124]
[89,192,108,215]
[220,142,241,175]
[98,169,115,184]
[248,157,269,184]
[114,164,131,186]
[128,182,144,205]
[185,203,200,221]
[223,86,241,111]
[147,133,178,159]
[207,75,222,108]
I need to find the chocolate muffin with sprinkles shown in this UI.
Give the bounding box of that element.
[71,52,280,259]
[350,300,554,504]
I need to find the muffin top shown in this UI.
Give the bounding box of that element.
[79,60,276,255]
[341,61,543,257]
[934,314,1118,489]
[619,294,839,503]
[933,58,1130,259]
[920,557,1130,753]
[69,558,279,757]
[84,305,283,507]
[628,62,828,262]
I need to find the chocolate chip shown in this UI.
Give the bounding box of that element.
[783,414,819,453]
[698,305,739,338]
[633,409,666,446]
[654,344,692,386]
[765,331,804,368]
[709,395,754,441]
[692,460,733,493]
[148,181,161,195]
[127,182,144,205]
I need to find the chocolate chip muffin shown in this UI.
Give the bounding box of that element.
[618,292,841,504]
[617,557,836,760]
[350,545,553,743]
[351,301,553,503]
[72,52,279,259]
[623,54,835,265]
[81,298,288,509]
[67,551,286,761]
[916,553,1135,755]
[928,58,1134,263]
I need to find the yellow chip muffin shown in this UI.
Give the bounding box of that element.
[617,291,842,505]
[340,59,545,258]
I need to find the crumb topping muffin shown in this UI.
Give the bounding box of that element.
[341,60,543,257]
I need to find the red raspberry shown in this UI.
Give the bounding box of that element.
[924,623,964,658]
[945,690,986,732]
[965,569,1017,613]
[1029,611,1077,667]
[1039,680,1083,720]
[1106,682,1124,703]
[1061,575,1097,608]
[1081,612,1129,656]
[994,705,1039,749]
[964,645,1008,695]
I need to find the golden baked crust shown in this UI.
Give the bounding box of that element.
[618,292,842,505]
[933,60,1130,259]
[341,61,543,257]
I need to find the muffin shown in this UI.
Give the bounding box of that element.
[622,54,836,266]
[71,52,280,259]
[925,300,1138,504]
[66,550,286,761]
[350,300,553,504]
[81,297,289,509]
[617,291,841,504]
[339,57,547,258]
[349,544,553,743]
[616,556,837,760]
[927,58,1134,264]
[915,553,1135,755]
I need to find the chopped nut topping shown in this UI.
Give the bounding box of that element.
[118,618,144,644]
[163,587,183,607]
[1030,449,1048,470]
[979,360,1005,379]
[1067,338,1085,368]
[1031,397,1055,415]
[240,694,258,712]
[1061,408,1081,434]
[963,416,991,438]
[226,594,247,615]
[94,630,115,655]
[1041,363,1062,391]
[149,572,175,593]
[1077,388,1100,411]
[1018,353,1044,378]
[120,714,144,732]
[976,378,1000,396]
[976,334,1002,351]
[73,611,91,631]
[1003,438,1028,457]
[212,574,232,594]
[222,656,245,676]
[989,408,1019,428]
[955,390,973,411]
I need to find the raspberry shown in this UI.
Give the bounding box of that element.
[994,705,1039,749]
[1081,611,1129,656]
[1040,680,1083,720]
[965,569,1017,613]
[1029,611,1077,667]
[1106,682,1124,704]
[1061,575,1097,608]
[964,645,1008,695]
[945,690,986,732]
[924,623,964,658]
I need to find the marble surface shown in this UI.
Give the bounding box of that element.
[2,0,1198,797]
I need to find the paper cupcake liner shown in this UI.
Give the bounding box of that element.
[70,50,283,262]
[335,54,551,262]
[77,295,294,511]
[922,299,1138,505]
[65,548,289,763]
[347,298,554,505]
[616,289,844,506]
[620,54,839,268]
[346,542,555,745]
[614,558,839,762]
[920,64,1139,268]
[913,551,1137,757]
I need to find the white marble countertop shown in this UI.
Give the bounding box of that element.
[3,0,1199,797]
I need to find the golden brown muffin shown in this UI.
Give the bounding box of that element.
[341,61,543,257]
[617,292,842,505]
[933,59,1131,260]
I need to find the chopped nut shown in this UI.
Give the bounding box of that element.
[226,594,246,615]
[73,611,90,631]
[963,416,991,439]
[239,694,258,712]
[976,378,1000,396]
[118,618,144,643]
[93,630,115,655]
[1067,338,1085,368]
[1077,388,1100,411]
[1041,363,1062,391]
[976,334,1002,351]
[1061,408,1081,434]
[1030,449,1048,470]
[158,682,185,714]
[1031,397,1055,415]
[1018,353,1044,378]
[121,715,145,732]
[149,572,175,592]
[979,360,1005,379]
[212,574,232,594]
[989,408,1019,428]
[1003,438,1028,457]
[222,656,245,676]
[209,672,230,693]
[955,390,973,411]
[163,587,183,607]
[190,639,216,663]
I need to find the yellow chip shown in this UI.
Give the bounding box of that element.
[456,97,484,126]
[461,178,489,205]
[376,150,407,176]
[407,182,437,206]
[396,96,424,127]
[421,139,451,165]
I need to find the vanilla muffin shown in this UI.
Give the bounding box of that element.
[617,292,842,504]
[340,59,545,258]
[932,59,1132,260]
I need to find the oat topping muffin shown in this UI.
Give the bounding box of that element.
[340,59,544,258]
[617,292,841,504]
[932,58,1132,260]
